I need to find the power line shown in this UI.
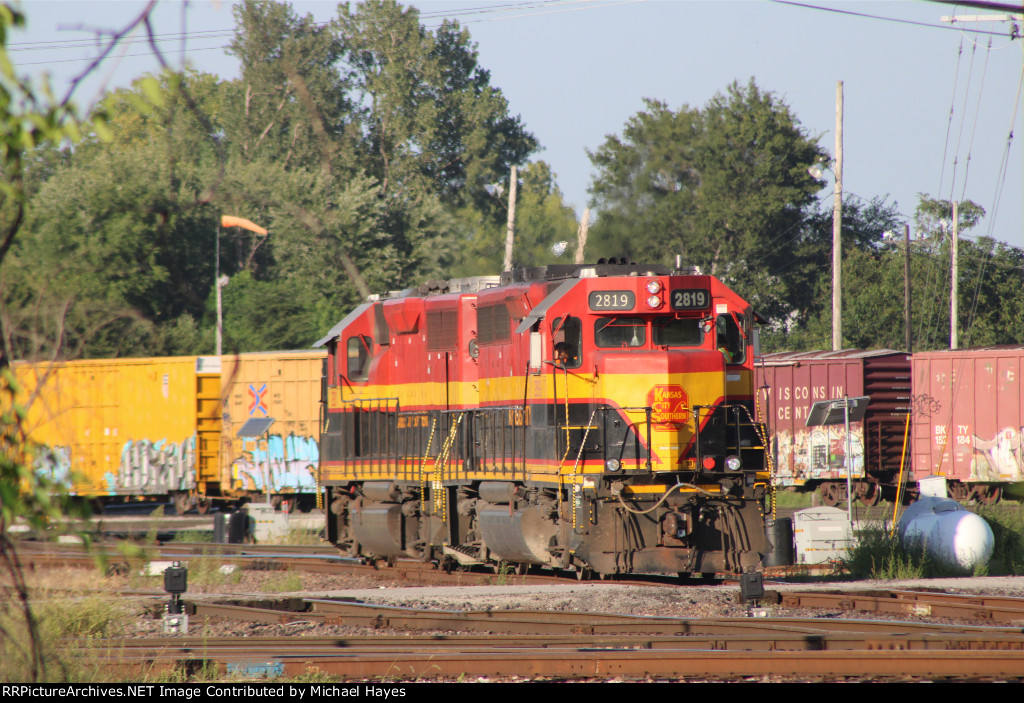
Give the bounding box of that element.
[10,0,641,68]
[770,0,1017,36]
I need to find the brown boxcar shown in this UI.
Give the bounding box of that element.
[911,347,1024,504]
[755,350,912,506]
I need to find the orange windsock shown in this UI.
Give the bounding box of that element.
[221,215,268,235]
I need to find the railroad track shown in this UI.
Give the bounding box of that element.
[13,540,712,587]
[778,589,1024,624]
[72,597,1024,681]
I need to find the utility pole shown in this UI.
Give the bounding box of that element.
[503,165,517,272]
[951,200,959,350]
[904,224,913,353]
[832,81,844,352]
[215,223,222,356]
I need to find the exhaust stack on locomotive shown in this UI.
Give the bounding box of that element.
[315,261,771,576]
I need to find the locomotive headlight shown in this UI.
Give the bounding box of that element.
[645,280,662,294]
[725,455,743,471]
[605,458,621,472]
[646,295,662,309]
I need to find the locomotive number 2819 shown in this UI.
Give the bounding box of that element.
[670,289,710,310]
[588,291,636,310]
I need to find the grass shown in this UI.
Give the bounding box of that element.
[275,527,326,546]
[259,572,304,593]
[170,529,215,543]
[772,488,814,509]
[975,505,1024,576]
[841,513,1024,580]
[0,588,130,682]
[840,524,951,580]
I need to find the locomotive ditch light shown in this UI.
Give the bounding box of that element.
[725,455,742,471]
[605,458,621,472]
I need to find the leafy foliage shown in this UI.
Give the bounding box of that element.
[588,81,826,322]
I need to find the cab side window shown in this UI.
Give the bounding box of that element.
[347,335,372,381]
[715,314,744,364]
[551,315,582,368]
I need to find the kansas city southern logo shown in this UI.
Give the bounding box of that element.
[647,385,690,428]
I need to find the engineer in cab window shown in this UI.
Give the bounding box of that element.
[553,341,576,367]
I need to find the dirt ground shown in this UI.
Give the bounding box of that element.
[72,567,1024,639]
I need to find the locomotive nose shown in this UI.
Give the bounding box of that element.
[593,349,726,471]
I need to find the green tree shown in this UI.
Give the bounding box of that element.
[588,80,826,322]
[777,194,1024,354]
[452,161,579,275]
[3,71,225,359]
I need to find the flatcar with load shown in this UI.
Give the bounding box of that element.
[316,261,772,577]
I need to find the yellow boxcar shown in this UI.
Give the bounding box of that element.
[12,356,219,500]
[12,350,325,508]
[219,350,325,503]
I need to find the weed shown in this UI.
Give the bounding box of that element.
[286,667,340,683]
[185,551,245,589]
[259,572,304,593]
[975,506,1024,576]
[149,660,221,683]
[772,488,814,510]
[842,524,972,580]
[0,591,130,682]
[276,527,325,546]
[171,529,214,544]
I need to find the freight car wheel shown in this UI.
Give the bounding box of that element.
[948,482,970,502]
[817,483,844,507]
[172,492,192,515]
[575,566,593,581]
[195,498,212,515]
[976,485,1002,505]
[858,483,881,507]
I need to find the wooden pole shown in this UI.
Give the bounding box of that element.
[951,200,959,350]
[503,165,517,272]
[904,223,912,353]
[832,81,844,351]
[574,207,590,264]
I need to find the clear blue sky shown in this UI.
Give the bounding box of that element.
[11,0,1024,244]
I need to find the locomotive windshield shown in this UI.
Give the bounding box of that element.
[594,316,646,348]
[653,317,703,347]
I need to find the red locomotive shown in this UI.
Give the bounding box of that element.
[316,261,771,576]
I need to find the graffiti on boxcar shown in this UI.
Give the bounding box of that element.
[970,428,1024,481]
[33,445,72,488]
[230,433,319,492]
[911,393,942,419]
[772,426,865,486]
[116,437,195,493]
